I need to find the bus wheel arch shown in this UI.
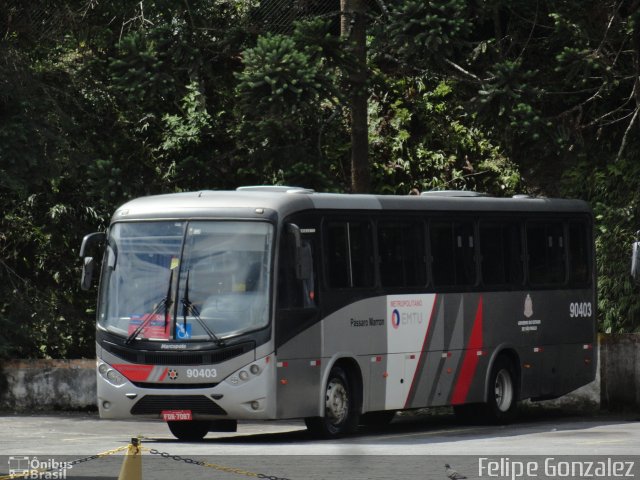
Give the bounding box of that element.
[484,349,520,423]
[305,357,362,438]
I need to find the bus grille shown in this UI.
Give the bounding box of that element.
[130,395,227,416]
[131,381,218,389]
[103,342,252,365]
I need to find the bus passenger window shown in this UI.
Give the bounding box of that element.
[378,221,426,287]
[278,235,316,309]
[326,221,374,288]
[480,221,523,287]
[326,223,350,288]
[526,222,566,285]
[430,220,476,287]
[569,222,590,285]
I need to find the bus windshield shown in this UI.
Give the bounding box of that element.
[97,220,273,341]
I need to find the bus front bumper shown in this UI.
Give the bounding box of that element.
[96,355,277,421]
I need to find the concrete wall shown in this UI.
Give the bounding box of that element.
[0,334,638,411]
[0,359,96,411]
[600,333,640,410]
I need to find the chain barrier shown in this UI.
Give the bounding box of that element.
[2,437,292,480]
[0,445,129,480]
[143,446,292,480]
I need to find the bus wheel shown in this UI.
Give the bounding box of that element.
[485,356,518,423]
[305,366,359,438]
[167,420,211,441]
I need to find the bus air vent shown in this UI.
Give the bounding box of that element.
[143,353,204,365]
[420,190,491,197]
[236,185,314,194]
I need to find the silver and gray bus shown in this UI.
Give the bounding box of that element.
[80,187,596,440]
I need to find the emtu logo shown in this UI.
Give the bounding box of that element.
[391,309,401,329]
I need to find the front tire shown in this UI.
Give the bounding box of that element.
[167,420,211,441]
[305,366,360,438]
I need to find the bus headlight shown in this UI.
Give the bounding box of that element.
[106,369,125,385]
[98,362,125,386]
[225,358,268,386]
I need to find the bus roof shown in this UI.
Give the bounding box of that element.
[112,188,592,222]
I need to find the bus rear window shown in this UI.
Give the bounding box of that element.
[568,221,590,285]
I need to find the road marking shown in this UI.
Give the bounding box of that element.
[362,426,488,441]
[576,439,626,445]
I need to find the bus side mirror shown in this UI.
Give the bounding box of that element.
[632,237,640,283]
[287,223,312,281]
[80,232,105,291]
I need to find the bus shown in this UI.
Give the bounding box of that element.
[80,186,596,440]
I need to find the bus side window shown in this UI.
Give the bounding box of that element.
[526,221,566,285]
[326,223,350,288]
[378,221,426,287]
[430,220,476,286]
[278,234,316,309]
[325,221,374,289]
[480,221,523,287]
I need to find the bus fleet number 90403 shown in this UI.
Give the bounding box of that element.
[569,302,592,318]
[186,368,217,379]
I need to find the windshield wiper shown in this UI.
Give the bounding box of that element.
[181,269,225,346]
[125,268,174,344]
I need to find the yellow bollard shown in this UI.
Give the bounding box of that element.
[117,438,142,480]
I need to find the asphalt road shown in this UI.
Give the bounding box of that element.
[1,409,639,479]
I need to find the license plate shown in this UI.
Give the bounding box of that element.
[162,410,193,421]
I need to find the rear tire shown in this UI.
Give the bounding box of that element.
[305,366,360,438]
[167,420,211,441]
[484,356,518,424]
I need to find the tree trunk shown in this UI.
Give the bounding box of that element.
[341,0,369,193]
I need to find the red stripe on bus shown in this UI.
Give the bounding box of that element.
[158,367,169,382]
[403,294,438,409]
[112,364,154,382]
[450,296,484,405]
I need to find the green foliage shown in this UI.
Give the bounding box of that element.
[369,78,520,195]
[562,156,640,334]
[384,0,471,65]
[234,21,345,190]
[2,0,640,360]
[161,82,213,153]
